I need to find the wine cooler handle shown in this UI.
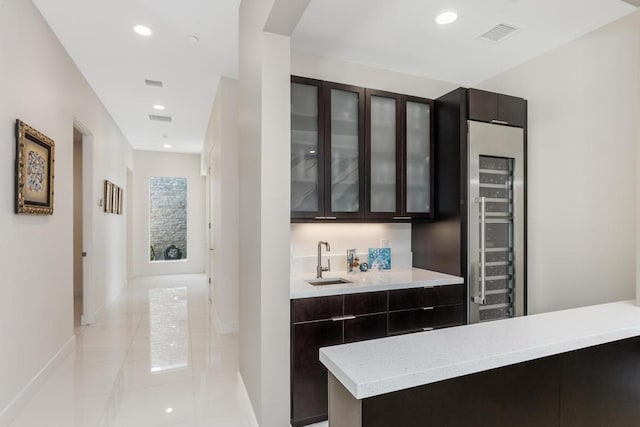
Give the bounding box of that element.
[474,197,487,305]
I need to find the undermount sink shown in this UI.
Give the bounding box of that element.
[306,277,352,286]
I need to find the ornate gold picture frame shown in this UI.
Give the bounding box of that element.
[15,120,55,215]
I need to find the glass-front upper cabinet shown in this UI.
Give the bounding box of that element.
[291,77,324,219]
[365,90,402,219]
[325,82,365,219]
[403,96,434,219]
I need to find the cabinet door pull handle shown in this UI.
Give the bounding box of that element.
[490,119,509,125]
[423,327,435,331]
[314,216,326,220]
[393,216,412,220]
[324,217,337,220]
[422,307,435,311]
[331,315,356,322]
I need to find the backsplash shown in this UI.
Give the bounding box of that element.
[290,223,412,275]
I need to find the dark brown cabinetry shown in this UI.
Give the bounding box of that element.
[468,88,526,128]
[358,337,640,427]
[388,285,464,335]
[290,285,463,426]
[364,91,435,221]
[291,292,387,426]
[291,76,434,222]
[325,82,366,219]
[412,87,527,324]
[291,76,325,219]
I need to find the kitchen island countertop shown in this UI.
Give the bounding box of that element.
[320,300,640,399]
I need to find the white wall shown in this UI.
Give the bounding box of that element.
[238,1,293,425]
[292,51,458,99]
[203,77,240,333]
[131,151,205,277]
[0,0,133,422]
[478,12,640,314]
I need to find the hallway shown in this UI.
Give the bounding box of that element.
[10,275,251,427]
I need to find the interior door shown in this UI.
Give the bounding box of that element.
[468,121,524,323]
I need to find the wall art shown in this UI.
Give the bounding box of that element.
[15,120,55,215]
[104,180,123,215]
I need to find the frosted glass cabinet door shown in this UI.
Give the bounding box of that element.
[405,98,433,217]
[327,84,364,217]
[291,78,324,218]
[367,91,401,217]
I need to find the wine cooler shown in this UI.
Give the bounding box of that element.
[468,120,524,323]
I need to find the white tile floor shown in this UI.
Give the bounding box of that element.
[10,274,253,427]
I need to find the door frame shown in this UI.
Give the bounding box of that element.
[206,147,214,303]
[73,119,95,325]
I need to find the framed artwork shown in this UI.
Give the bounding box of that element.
[104,180,112,213]
[117,187,124,215]
[15,120,55,215]
[111,183,118,214]
[103,180,123,215]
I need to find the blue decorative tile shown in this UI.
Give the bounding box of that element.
[368,248,391,270]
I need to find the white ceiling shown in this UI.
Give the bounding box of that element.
[33,0,636,153]
[33,0,239,153]
[292,0,636,86]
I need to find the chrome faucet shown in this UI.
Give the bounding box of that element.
[317,241,331,278]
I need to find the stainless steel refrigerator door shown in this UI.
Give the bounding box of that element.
[468,121,524,323]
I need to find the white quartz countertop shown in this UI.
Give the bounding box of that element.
[290,268,464,299]
[320,300,640,399]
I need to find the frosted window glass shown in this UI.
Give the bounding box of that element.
[331,89,359,212]
[406,101,430,213]
[291,83,319,212]
[370,96,396,212]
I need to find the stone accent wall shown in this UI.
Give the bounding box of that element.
[150,177,187,261]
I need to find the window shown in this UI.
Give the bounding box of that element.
[149,177,187,262]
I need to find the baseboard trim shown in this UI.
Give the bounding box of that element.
[237,372,259,427]
[81,301,103,325]
[0,335,76,426]
[212,301,239,334]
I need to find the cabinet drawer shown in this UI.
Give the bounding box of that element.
[389,285,464,311]
[344,291,387,316]
[344,313,388,344]
[388,309,429,334]
[388,288,423,311]
[388,304,464,335]
[433,304,464,328]
[424,285,464,307]
[292,295,343,323]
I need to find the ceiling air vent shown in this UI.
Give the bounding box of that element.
[148,114,172,123]
[478,23,520,43]
[144,79,164,88]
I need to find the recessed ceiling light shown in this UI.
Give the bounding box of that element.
[153,105,165,111]
[134,25,152,36]
[163,144,172,149]
[436,11,458,25]
[165,407,173,414]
